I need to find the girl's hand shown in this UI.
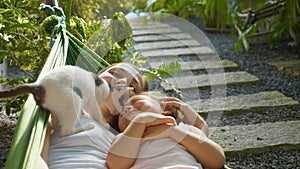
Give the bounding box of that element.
[132,112,176,127]
[160,97,197,124]
[160,97,209,135]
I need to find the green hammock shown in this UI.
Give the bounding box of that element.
[5,23,110,169]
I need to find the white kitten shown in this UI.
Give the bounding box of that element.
[0,65,110,136]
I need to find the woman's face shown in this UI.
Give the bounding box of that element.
[98,63,148,115]
[99,63,147,95]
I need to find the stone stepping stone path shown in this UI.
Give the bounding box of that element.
[209,120,300,153]
[133,27,182,36]
[133,33,193,43]
[132,23,171,30]
[161,71,260,91]
[134,39,201,51]
[150,60,238,71]
[270,59,300,76]
[140,46,215,58]
[131,22,300,155]
[187,91,299,114]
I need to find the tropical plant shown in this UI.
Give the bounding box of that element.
[141,60,183,100]
[145,0,204,19]
[126,51,149,67]
[57,0,147,19]
[145,0,230,31]
[201,0,230,30]
[270,0,300,46]
[1,0,184,115]
[0,0,102,115]
[126,50,183,99]
[86,12,133,64]
[230,0,300,50]
[0,0,50,72]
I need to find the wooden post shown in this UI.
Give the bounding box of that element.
[0,57,8,91]
[0,57,8,78]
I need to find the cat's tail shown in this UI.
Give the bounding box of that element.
[0,84,45,104]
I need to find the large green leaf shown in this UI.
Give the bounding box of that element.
[157,60,182,77]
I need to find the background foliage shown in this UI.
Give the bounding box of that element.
[1,0,298,114]
[145,0,300,49]
[0,0,181,115]
[0,0,49,72]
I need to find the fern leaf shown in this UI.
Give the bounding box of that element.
[157,60,182,77]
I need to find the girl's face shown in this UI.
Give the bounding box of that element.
[118,94,162,132]
[98,63,148,115]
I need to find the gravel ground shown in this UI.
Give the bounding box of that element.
[0,114,17,168]
[190,18,300,169]
[205,32,300,169]
[0,19,300,168]
[148,18,300,168]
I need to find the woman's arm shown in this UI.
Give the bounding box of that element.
[106,113,176,169]
[35,156,49,169]
[40,117,54,164]
[36,116,54,169]
[161,97,209,135]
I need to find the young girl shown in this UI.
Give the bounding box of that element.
[106,92,225,169]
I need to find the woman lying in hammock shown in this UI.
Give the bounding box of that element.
[106,92,225,169]
[37,62,149,168]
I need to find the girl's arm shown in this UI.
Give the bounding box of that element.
[106,121,146,169]
[140,122,225,169]
[106,113,176,169]
[170,124,225,169]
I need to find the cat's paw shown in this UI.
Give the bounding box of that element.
[60,130,72,137]
[72,124,95,134]
[81,123,95,131]
[99,121,110,129]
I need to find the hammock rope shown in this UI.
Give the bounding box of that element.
[5,2,109,168]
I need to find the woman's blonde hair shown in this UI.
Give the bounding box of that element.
[97,63,148,93]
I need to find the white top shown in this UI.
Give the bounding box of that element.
[48,116,115,169]
[131,123,203,169]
